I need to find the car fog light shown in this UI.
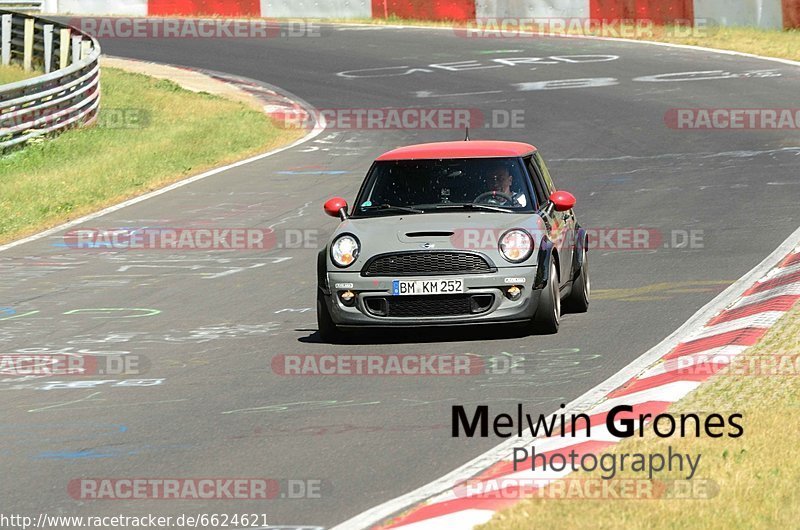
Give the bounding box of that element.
[506,286,523,301]
[339,290,356,306]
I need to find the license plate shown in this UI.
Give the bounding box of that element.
[392,279,464,296]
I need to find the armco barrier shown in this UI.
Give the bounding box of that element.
[0,10,100,149]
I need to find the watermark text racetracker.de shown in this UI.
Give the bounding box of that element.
[454,477,719,500]
[71,17,320,39]
[62,227,704,252]
[62,228,318,251]
[271,353,525,376]
[668,353,800,377]
[0,352,147,377]
[0,107,150,131]
[454,17,716,39]
[280,108,526,130]
[68,478,327,500]
[666,108,800,130]
[453,228,705,251]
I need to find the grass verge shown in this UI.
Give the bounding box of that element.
[646,25,800,60]
[0,67,303,244]
[0,65,38,84]
[480,305,800,529]
[319,17,800,62]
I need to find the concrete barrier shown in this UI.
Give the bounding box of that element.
[58,0,147,15]
[476,1,590,19]
[150,0,260,16]
[40,0,800,28]
[263,0,371,19]
[694,0,782,29]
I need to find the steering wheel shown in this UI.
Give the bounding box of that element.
[473,191,515,205]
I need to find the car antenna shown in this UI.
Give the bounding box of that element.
[464,127,470,141]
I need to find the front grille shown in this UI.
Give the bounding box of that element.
[362,252,494,277]
[365,294,495,318]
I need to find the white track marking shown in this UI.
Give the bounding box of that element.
[587,381,704,415]
[761,261,800,279]
[551,147,800,163]
[388,510,495,530]
[320,22,800,69]
[687,311,786,339]
[733,284,800,308]
[638,346,749,378]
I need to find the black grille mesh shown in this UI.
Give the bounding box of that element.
[363,252,492,276]
[385,295,473,317]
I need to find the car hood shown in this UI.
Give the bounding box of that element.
[331,212,546,270]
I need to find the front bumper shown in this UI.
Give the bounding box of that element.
[323,267,541,327]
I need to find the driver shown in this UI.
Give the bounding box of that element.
[486,164,527,207]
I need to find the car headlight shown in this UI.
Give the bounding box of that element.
[499,229,533,263]
[331,234,360,268]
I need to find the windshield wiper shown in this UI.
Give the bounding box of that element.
[429,203,514,214]
[362,204,425,214]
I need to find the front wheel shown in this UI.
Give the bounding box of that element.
[564,247,590,313]
[532,261,560,334]
[317,290,344,343]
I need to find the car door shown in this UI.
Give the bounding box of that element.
[526,154,573,285]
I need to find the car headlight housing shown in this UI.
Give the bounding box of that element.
[499,229,533,263]
[331,234,360,268]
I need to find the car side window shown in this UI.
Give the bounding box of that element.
[525,156,549,206]
[533,152,556,194]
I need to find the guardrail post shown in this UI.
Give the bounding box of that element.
[80,40,90,61]
[71,35,81,64]
[1,14,11,66]
[23,18,35,71]
[59,28,70,69]
[43,24,53,73]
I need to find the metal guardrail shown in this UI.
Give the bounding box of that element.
[0,1,43,13]
[0,10,100,150]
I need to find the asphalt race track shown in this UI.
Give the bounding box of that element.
[2,23,800,528]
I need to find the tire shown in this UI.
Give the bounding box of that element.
[532,261,561,334]
[317,290,344,343]
[564,247,590,313]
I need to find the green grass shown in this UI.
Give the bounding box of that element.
[624,25,800,61]
[322,15,456,28]
[0,65,38,84]
[0,67,302,243]
[480,305,800,530]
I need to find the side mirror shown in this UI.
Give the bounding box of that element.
[324,197,349,220]
[550,191,576,212]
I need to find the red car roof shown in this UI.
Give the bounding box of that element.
[376,140,537,161]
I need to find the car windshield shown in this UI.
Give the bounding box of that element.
[353,158,536,217]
